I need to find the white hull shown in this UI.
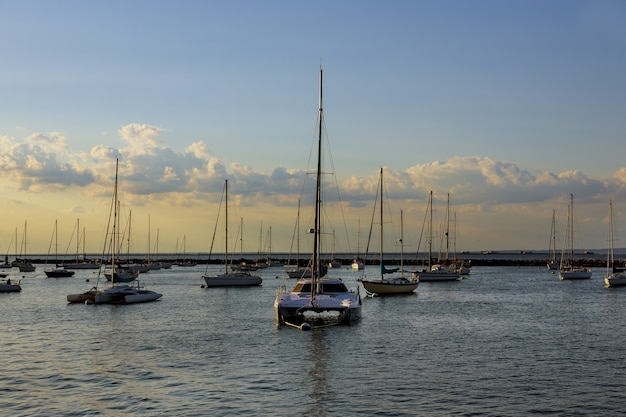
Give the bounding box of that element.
[414,270,460,281]
[63,262,100,270]
[559,268,592,280]
[203,272,262,287]
[605,273,626,287]
[94,285,162,304]
[361,279,418,295]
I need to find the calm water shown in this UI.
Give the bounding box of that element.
[2,265,625,416]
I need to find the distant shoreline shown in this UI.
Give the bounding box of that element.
[7,252,609,268]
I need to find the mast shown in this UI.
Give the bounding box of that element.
[224,179,229,274]
[312,67,323,295]
[445,193,450,260]
[606,200,614,276]
[550,209,556,263]
[76,218,80,262]
[428,191,433,270]
[569,193,574,264]
[112,158,119,282]
[379,167,384,280]
[400,209,404,278]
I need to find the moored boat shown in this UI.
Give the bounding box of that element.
[202,180,262,288]
[275,68,361,327]
[360,169,418,295]
[0,278,21,292]
[604,200,626,288]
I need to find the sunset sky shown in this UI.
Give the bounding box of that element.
[1,0,625,257]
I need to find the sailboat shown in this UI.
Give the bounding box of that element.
[360,168,418,295]
[104,205,139,283]
[286,199,313,279]
[351,218,364,270]
[176,235,196,267]
[0,276,21,292]
[67,158,161,304]
[413,191,460,281]
[604,200,626,287]
[274,68,362,327]
[202,180,263,287]
[559,194,592,280]
[44,220,75,278]
[547,209,560,271]
[63,219,99,269]
[16,221,36,272]
[1,229,17,269]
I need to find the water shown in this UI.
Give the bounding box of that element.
[2,265,625,416]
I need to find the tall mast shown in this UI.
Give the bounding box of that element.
[312,67,323,294]
[379,168,384,279]
[225,179,229,274]
[400,209,404,278]
[112,159,119,280]
[428,191,433,269]
[570,193,574,263]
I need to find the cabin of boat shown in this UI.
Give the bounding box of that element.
[275,277,361,325]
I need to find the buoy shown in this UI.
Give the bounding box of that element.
[200,284,206,288]
[86,279,90,282]
[300,323,312,331]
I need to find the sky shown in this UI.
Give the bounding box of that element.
[1,0,626,257]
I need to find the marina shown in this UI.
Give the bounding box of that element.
[2,263,625,415]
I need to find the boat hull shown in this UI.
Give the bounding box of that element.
[361,279,418,295]
[203,273,262,287]
[0,282,22,292]
[45,269,75,278]
[95,285,162,304]
[18,263,36,272]
[104,269,139,283]
[414,271,460,282]
[67,290,97,303]
[63,262,100,270]
[605,273,626,287]
[559,268,592,280]
[275,278,362,326]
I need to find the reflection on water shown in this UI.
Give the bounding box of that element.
[305,329,330,417]
[2,265,626,415]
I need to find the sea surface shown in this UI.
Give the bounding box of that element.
[2,264,625,416]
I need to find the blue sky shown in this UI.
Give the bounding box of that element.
[1,0,625,256]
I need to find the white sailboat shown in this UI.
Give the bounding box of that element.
[559,194,592,280]
[202,180,262,287]
[360,168,418,295]
[286,199,314,279]
[275,68,362,328]
[413,191,460,281]
[44,220,75,278]
[63,219,99,269]
[351,218,364,270]
[604,200,626,287]
[547,209,560,271]
[67,158,161,304]
[17,221,36,272]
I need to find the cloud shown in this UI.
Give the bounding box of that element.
[0,133,94,191]
[1,126,624,213]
